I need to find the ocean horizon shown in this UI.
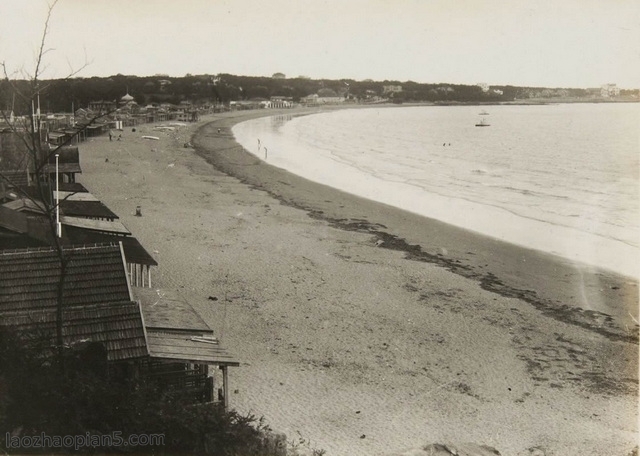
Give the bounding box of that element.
[233,103,639,279]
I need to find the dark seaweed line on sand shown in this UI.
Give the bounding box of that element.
[192,122,638,346]
[308,212,636,345]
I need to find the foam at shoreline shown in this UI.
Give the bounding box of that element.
[233,112,639,279]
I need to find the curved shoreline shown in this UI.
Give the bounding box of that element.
[192,108,638,341]
[75,110,638,455]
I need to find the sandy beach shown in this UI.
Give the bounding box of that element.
[78,108,638,456]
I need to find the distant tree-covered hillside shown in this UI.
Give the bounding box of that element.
[1,73,633,115]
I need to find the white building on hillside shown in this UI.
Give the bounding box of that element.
[601,84,620,97]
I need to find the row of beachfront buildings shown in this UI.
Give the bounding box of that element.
[1,94,218,150]
[0,129,239,408]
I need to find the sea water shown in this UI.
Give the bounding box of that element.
[233,104,639,278]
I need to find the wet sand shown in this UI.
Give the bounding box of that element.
[79,109,638,456]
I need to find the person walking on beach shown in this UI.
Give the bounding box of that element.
[109,130,113,141]
[264,147,268,160]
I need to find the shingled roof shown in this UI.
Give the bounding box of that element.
[145,330,239,366]
[0,301,148,361]
[0,243,132,312]
[135,288,239,366]
[60,200,119,220]
[1,170,30,188]
[36,146,81,174]
[63,225,157,266]
[40,163,82,174]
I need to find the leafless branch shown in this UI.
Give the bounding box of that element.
[33,0,59,83]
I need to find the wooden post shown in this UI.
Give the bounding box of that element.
[221,366,229,410]
[148,267,151,288]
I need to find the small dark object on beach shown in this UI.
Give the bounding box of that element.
[132,128,136,132]
[360,435,366,439]
[135,206,142,217]
[105,158,109,163]
[208,296,218,301]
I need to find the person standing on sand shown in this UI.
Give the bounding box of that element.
[264,147,267,160]
[109,130,113,141]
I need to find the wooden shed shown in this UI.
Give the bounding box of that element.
[135,288,239,408]
[0,244,239,408]
[62,226,158,288]
[38,146,82,183]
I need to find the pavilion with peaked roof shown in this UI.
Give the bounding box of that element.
[121,93,135,104]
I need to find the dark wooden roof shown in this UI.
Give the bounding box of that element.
[60,200,118,219]
[11,185,53,204]
[1,170,30,188]
[41,163,82,174]
[57,182,89,193]
[135,288,210,331]
[47,146,79,164]
[135,288,239,366]
[0,206,28,234]
[0,217,51,250]
[0,301,148,361]
[0,243,132,312]
[146,329,239,366]
[63,226,158,266]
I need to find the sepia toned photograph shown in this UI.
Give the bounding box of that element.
[0,1,638,455]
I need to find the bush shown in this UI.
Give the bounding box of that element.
[0,327,275,455]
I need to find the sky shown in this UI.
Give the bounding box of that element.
[0,0,638,88]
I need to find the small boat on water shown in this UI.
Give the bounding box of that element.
[475,118,490,127]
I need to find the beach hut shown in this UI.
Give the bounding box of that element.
[62,224,158,288]
[58,199,119,221]
[0,243,148,368]
[38,146,82,183]
[135,288,239,408]
[0,170,31,189]
[0,244,238,406]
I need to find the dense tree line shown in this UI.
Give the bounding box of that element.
[1,73,634,115]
